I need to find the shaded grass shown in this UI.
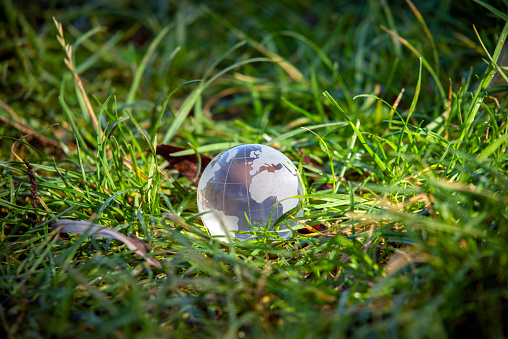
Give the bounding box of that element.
[1,0,508,338]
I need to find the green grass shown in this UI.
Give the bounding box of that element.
[1,0,508,337]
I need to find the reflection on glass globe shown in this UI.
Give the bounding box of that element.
[197,144,304,241]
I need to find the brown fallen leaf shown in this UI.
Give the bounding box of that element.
[297,223,329,235]
[51,219,162,268]
[156,144,212,183]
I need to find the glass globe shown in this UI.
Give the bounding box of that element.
[197,144,304,241]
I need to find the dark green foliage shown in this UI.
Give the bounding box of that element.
[1,0,508,337]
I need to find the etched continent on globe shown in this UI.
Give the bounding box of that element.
[197,144,304,241]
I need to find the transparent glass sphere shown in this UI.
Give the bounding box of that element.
[197,144,304,241]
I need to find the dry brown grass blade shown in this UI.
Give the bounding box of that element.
[122,156,148,181]
[203,85,270,116]
[388,88,405,131]
[445,78,452,139]
[0,98,31,127]
[384,246,429,276]
[52,219,162,268]
[203,87,249,116]
[10,124,60,163]
[0,99,61,148]
[202,5,302,82]
[52,17,102,138]
[453,32,484,54]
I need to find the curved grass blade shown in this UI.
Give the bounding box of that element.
[380,25,445,103]
[323,91,387,172]
[127,23,174,104]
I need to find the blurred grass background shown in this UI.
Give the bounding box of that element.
[2,0,503,144]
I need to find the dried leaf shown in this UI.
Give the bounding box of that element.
[51,219,162,268]
[156,144,212,183]
[297,223,329,235]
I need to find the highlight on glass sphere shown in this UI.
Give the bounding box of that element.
[197,144,304,241]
